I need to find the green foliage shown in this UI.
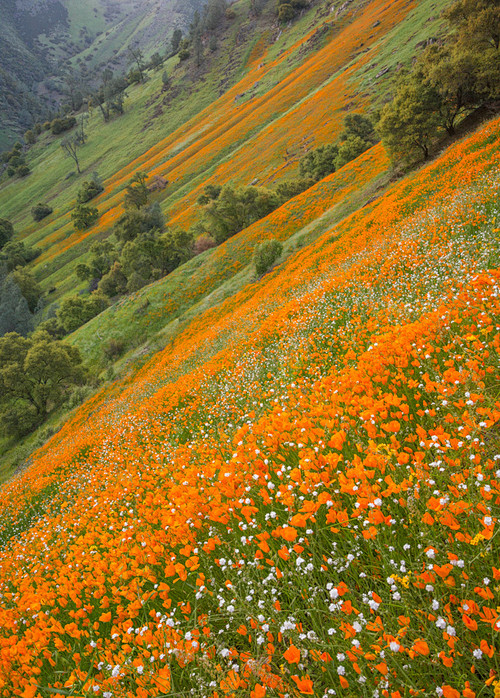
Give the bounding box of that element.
[299,144,339,181]
[24,129,36,145]
[10,267,42,313]
[77,240,116,283]
[77,179,104,204]
[335,134,371,170]
[114,203,164,243]
[149,52,164,70]
[0,269,34,337]
[277,0,308,23]
[197,184,222,205]
[57,293,109,334]
[16,164,30,178]
[0,242,39,272]
[98,262,128,297]
[50,116,77,135]
[124,171,149,210]
[0,331,85,438]
[171,28,183,55]
[71,204,99,231]
[0,219,14,249]
[339,113,378,144]
[274,177,315,203]
[201,185,281,244]
[378,73,442,162]
[379,0,500,163]
[31,203,53,222]
[253,238,283,276]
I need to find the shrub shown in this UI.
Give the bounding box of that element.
[253,238,283,276]
[103,338,125,360]
[50,116,77,135]
[77,180,104,203]
[31,203,53,221]
[16,164,30,178]
[71,204,99,231]
[0,219,14,249]
[194,233,217,255]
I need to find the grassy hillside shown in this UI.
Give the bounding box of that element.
[0,113,499,698]
[0,0,499,695]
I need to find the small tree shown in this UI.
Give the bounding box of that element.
[0,331,85,436]
[71,204,99,231]
[11,267,42,313]
[61,136,82,174]
[253,239,283,276]
[31,203,53,221]
[171,29,183,55]
[299,144,339,181]
[128,45,146,82]
[124,171,149,209]
[378,74,442,163]
[0,219,14,249]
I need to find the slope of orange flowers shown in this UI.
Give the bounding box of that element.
[35,0,411,266]
[0,117,499,698]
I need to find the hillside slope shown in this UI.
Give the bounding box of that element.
[0,115,499,697]
[0,0,205,147]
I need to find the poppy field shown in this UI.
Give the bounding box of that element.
[0,113,499,697]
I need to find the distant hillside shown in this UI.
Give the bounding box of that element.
[0,0,206,148]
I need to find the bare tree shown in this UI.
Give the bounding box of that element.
[61,136,81,174]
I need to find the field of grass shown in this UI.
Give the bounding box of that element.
[0,114,499,698]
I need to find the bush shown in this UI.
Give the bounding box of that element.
[253,238,283,276]
[71,204,99,231]
[103,338,125,360]
[31,203,53,221]
[16,164,30,178]
[50,116,77,135]
[0,219,14,249]
[77,180,104,204]
[194,233,217,255]
[299,144,339,181]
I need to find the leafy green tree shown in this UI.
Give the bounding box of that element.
[149,52,164,70]
[444,0,500,52]
[274,177,314,204]
[57,293,108,334]
[128,45,146,83]
[157,228,194,275]
[98,262,128,297]
[124,171,149,209]
[335,135,371,169]
[339,114,378,144]
[11,268,42,313]
[171,29,183,54]
[0,270,34,337]
[71,204,99,231]
[77,179,104,204]
[299,144,339,181]
[76,240,117,282]
[0,331,85,437]
[202,185,281,243]
[277,0,308,23]
[31,203,53,221]
[114,203,164,243]
[0,242,40,272]
[24,129,36,145]
[51,116,77,135]
[0,219,14,249]
[378,74,442,162]
[197,184,222,205]
[419,46,479,135]
[254,239,283,276]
